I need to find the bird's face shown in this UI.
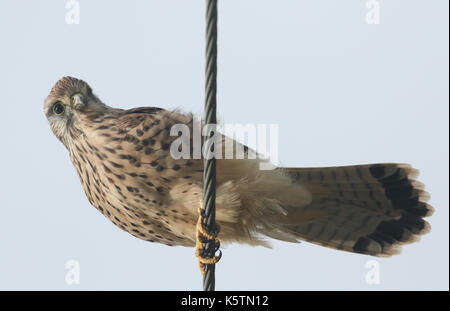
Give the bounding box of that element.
[44,77,107,147]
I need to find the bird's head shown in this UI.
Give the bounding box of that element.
[44,76,108,147]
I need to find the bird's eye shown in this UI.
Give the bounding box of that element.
[53,102,65,115]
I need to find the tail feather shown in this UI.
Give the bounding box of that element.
[275,163,432,256]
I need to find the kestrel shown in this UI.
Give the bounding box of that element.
[44,76,432,258]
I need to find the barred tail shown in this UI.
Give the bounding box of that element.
[279,163,433,256]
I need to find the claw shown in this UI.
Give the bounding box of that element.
[195,207,221,275]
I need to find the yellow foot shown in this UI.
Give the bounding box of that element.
[195,208,221,275]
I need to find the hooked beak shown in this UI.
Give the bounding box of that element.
[72,94,86,111]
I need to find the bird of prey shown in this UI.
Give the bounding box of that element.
[44,76,432,259]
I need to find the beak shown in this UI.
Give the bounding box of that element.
[72,94,86,111]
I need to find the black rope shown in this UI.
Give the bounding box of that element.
[202,0,219,292]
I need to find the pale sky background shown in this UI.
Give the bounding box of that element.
[0,0,448,290]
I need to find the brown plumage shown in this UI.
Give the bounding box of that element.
[44,76,433,256]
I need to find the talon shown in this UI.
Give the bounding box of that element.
[214,240,221,252]
[214,223,221,236]
[195,207,221,275]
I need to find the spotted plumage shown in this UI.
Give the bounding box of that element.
[44,76,433,256]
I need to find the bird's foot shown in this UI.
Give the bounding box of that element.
[195,208,221,275]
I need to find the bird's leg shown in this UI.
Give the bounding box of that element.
[195,206,221,275]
